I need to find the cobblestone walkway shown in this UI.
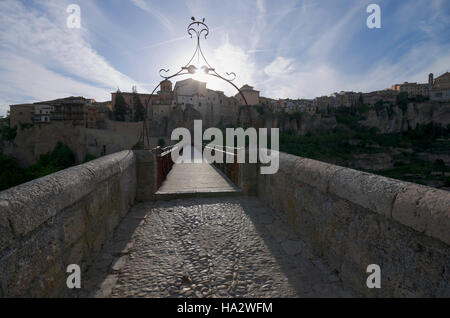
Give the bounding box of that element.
[81,197,356,298]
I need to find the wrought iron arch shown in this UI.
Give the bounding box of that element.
[138,18,253,149]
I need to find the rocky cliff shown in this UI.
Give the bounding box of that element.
[359,101,450,133]
[229,107,337,135]
[2,101,449,167]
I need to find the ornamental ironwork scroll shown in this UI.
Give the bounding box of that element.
[139,18,252,149]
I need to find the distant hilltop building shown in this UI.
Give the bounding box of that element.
[110,78,240,126]
[85,102,111,129]
[361,89,398,106]
[331,91,362,108]
[391,81,429,98]
[9,96,94,128]
[235,84,260,106]
[173,78,231,125]
[8,71,450,131]
[429,72,450,101]
[111,90,154,122]
[389,72,450,101]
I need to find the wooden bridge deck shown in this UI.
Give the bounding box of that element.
[155,146,240,198]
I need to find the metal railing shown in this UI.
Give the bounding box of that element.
[202,143,240,185]
[154,145,177,188]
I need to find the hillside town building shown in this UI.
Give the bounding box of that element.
[362,89,398,106]
[8,70,449,130]
[9,97,94,128]
[331,91,362,108]
[235,84,260,106]
[85,102,111,129]
[430,72,450,101]
[391,82,429,98]
[9,104,34,128]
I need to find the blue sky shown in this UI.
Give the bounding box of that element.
[0,0,449,116]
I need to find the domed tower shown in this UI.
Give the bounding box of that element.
[429,73,434,88]
[160,80,172,93]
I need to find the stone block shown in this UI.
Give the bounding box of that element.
[0,200,14,253]
[86,221,107,256]
[134,150,156,202]
[422,189,450,245]
[329,167,406,217]
[293,158,344,193]
[392,184,429,233]
[301,185,332,216]
[0,151,135,238]
[0,250,17,297]
[8,232,60,296]
[106,207,121,236]
[0,150,137,297]
[62,207,86,245]
[63,238,87,266]
[30,260,65,298]
[86,184,109,223]
[257,150,450,297]
[392,185,450,245]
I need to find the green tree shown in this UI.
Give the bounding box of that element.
[0,154,26,190]
[396,92,409,113]
[357,94,364,107]
[113,91,129,121]
[133,92,146,122]
[158,138,166,147]
[83,153,97,163]
[0,125,17,141]
[0,142,76,191]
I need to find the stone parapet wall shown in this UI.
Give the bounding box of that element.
[257,152,450,297]
[0,150,136,297]
[134,150,157,202]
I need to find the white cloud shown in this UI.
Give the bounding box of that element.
[0,0,448,115]
[307,2,365,59]
[258,41,450,100]
[260,62,342,99]
[264,56,295,77]
[130,0,174,33]
[0,53,111,105]
[0,101,9,117]
[0,0,144,115]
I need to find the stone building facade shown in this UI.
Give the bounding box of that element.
[391,82,429,98]
[37,97,93,125]
[33,104,54,124]
[331,91,362,107]
[9,104,34,128]
[235,84,260,106]
[430,72,450,101]
[10,97,92,128]
[85,102,111,129]
[362,89,399,106]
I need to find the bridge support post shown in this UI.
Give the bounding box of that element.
[156,146,163,188]
[134,150,157,202]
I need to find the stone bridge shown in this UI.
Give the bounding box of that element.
[0,146,449,297]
